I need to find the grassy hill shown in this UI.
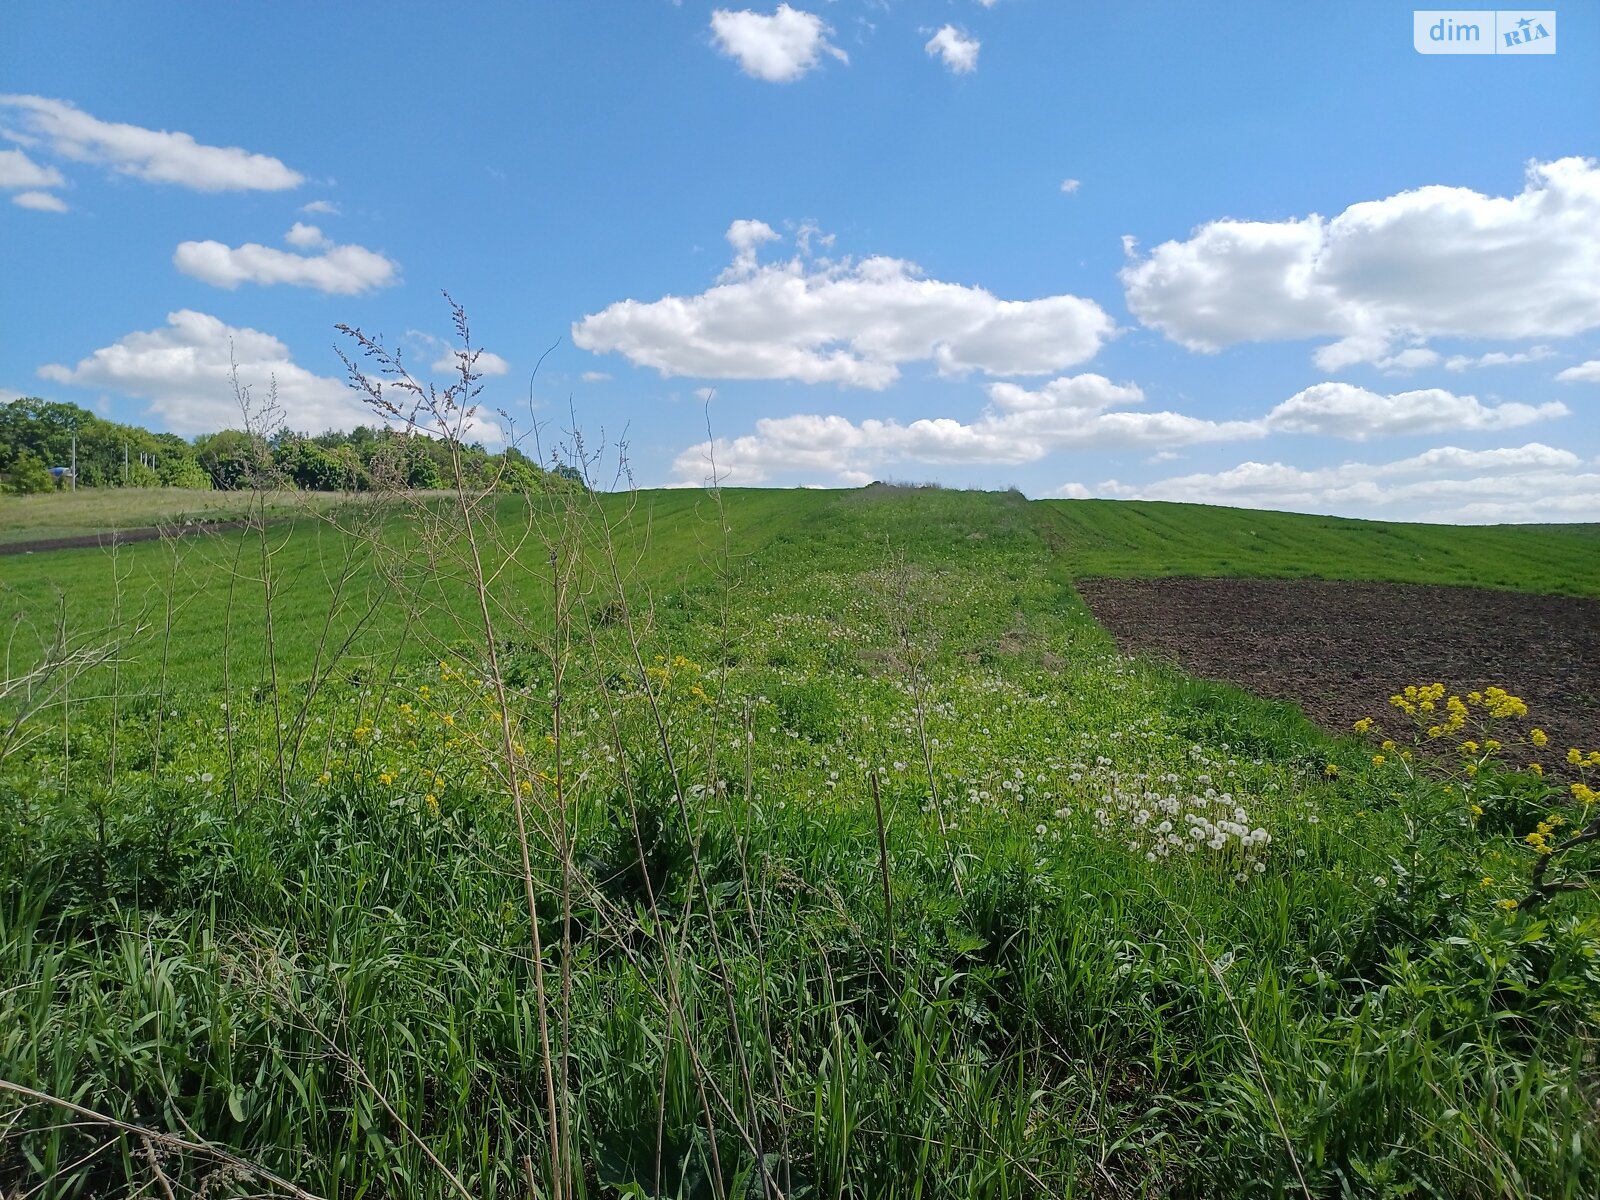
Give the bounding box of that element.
[2,485,1596,1198]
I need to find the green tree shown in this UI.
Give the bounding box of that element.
[4,449,58,494]
[195,429,267,490]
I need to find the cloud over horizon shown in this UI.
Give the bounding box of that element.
[1063,442,1600,524]
[575,220,1117,388]
[1122,157,1600,369]
[37,309,368,434]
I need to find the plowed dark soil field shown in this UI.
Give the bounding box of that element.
[1077,577,1600,760]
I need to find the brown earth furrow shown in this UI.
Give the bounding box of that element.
[1077,577,1600,761]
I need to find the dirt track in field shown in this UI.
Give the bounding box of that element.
[0,521,252,556]
[1076,577,1600,759]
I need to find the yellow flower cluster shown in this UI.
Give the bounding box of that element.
[1524,813,1565,855]
[1361,683,1537,760]
[1478,688,1529,719]
[1388,682,1448,717]
[644,653,715,705]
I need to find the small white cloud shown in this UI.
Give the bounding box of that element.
[925,25,980,73]
[430,349,510,377]
[574,220,1117,387]
[1555,359,1600,383]
[11,189,66,212]
[722,218,781,279]
[284,221,329,249]
[694,387,717,401]
[0,94,302,191]
[1059,178,1081,195]
[174,236,399,295]
[580,371,612,383]
[1263,381,1565,439]
[37,309,369,434]
[710,5,847,82]
[0,147,64,189]
[1372,347,1441,374]
[299,199,341,216]
[1444,346,1554,371]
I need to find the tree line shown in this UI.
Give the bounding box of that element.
[0,398,582,495]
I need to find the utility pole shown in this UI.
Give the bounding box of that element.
[123,441,129,484]
[70,431,77,491]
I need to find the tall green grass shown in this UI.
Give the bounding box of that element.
[2,477,1596,1198]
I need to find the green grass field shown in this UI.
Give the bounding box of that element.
[1042,498,1600,596]
[2,485,1597,1199]
[0,487,341,546]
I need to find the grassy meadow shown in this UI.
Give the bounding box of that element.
[1042,499,1600,596]
[2,483,1598,1198]
[0,488,341,547]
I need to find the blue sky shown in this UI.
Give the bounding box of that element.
[2,1,1597,521]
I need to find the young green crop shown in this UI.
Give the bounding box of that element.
[1,483,1596,1199]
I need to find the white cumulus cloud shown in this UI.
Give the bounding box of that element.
[0,94,302,191]
[1123,157,1600,368]
[1556,359,1600,383]
[1262,382,1566,439]
[298,199,341,216]
[710,6,847,82]
[174,228,398,295]
[925,26,980,73]
[574,220,1116,388]
[671,373,1262,485]
[36,310,370,435]
[1060,178,1081,194]
[1071,443,1600,523]
[284,221,330,249]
